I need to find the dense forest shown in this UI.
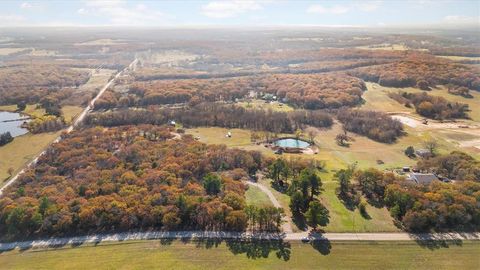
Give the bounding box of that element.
[0,65,90,105]
[0,126,288,239]
[417,152,480,181]
[259,73,366,109]
[100,73,366,110]
[349,55,480,91]
[388,92,470,120]
[86,104,333,134]
[354,169,480,232]
[337,109,404,143]
[333,166,480,232]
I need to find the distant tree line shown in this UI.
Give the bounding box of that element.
[349,55,480,91]
[98,72,367,111]
[86,104,333,133]
[337,109,404,143]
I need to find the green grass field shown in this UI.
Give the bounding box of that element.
[186,127,254,147]
[318,177,399,233]
[61,105,83,124]
[237,100,294,112]
[1,240,478,270]
[245,184,274,208]
[363,82,480,122]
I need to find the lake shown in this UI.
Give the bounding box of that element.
[0,111,29,137]
[274,138,310,149]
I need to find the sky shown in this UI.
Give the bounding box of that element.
[0,0,478,28]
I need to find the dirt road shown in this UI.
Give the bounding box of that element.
[244,180,293,233]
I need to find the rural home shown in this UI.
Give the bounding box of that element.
[407,173,439,185]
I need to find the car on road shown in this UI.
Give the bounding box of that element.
[301,236,311,243]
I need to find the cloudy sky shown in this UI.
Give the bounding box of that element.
[0,0,478,27]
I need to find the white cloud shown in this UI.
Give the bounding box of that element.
[307,1,382,15]
[77,8,88,15]
[201,1,265,19]
[443,15,480,25]
[307,4,349,14]
[20,2,33,9]
[80,0,171,25]
[356,1,382,12]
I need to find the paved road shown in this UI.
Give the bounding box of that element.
[0,59,138,197]
[0,231,478,251]
[244,180,293,233]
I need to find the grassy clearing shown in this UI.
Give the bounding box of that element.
[0,48,26,55]
[61,105,83,124]
[356,43,409,51]
[245,184,274,207]
[186,127,254,147]
[362,82,415,113]
[186,126,402,232]
[0,104,46,118]
[237,100,294,112]
[318,175,399,233]
[436,55,480,61]
[0,132,60,183]
[363,82,480,122]
[0,240,478,270]
[361,82,480,159]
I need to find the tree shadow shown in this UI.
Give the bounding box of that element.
[409,233,465,250]
[336,192,358,211]
[360,210,371,220]
[226,238,291,261]
[365,197,385,208]
[292,213,308,231]
[271,181,288,194]
[309,233,332,255]
[159,238,174,246]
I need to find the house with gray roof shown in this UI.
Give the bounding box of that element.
[407,173,439,185]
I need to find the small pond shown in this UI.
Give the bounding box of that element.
[0,111,29,137]
[274,138,310,149]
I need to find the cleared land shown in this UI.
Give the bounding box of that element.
[356,43,409,51]
[0,240,478,270]
[436,55,480,61]
[237,100,294,112]
[0,48,26,55]
[245,184,274,207]
[361,82,480,159]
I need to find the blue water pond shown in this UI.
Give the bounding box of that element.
[274,138,310,148]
